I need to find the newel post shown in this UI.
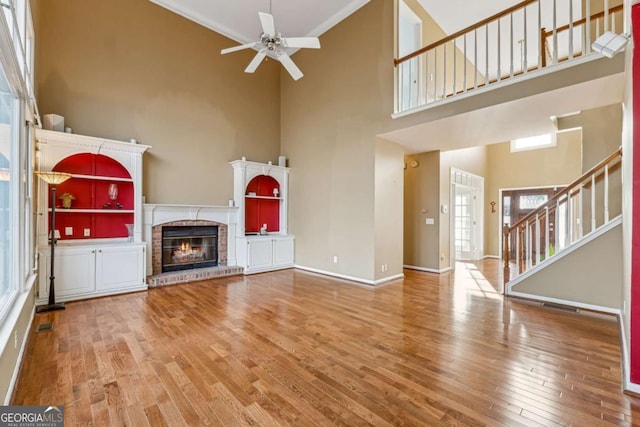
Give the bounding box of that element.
[503,225,511,285]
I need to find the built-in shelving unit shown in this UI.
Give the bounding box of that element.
[230,159,294,274]
[36,129,150,303]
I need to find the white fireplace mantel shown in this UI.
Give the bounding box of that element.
[143,204,239,275]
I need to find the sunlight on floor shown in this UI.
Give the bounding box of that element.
[452,261,502,310]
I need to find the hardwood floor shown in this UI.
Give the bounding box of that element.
[13,260,640,426]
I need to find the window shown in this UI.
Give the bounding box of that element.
[510,133,556,152]
[0,66,19,321]
[519,194,549,210]
[0,0,36,323]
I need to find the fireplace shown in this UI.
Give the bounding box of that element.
[161,225,218,273]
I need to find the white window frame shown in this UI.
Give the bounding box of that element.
[510,133,557,153]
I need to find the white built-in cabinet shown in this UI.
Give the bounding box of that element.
[35,129,150,304]
[230,159,294,274]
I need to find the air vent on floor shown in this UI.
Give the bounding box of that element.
[542,302,579,313]
[35,322,53,332]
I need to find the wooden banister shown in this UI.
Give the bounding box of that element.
[394,0,538,66]
[543,4,623,38]
[508,147,621,232]
[503,147,622,285]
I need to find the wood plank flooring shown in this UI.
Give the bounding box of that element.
[13,260,640,425]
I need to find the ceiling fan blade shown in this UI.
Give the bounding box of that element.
[258,12,276,36]
[277,52,303,81]
[282,37,320,49]
[245,50,267,73]
[221,42,258,55]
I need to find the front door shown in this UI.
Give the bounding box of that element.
[501,187,561,261]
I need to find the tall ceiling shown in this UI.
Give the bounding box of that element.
[149,0,371,47]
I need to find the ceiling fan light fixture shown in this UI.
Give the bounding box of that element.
[221,11,320,80]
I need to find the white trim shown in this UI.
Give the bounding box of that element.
[294,265,403,286]
[392,54,604,118]
[507,216,621,291]
[149,0,370,51]
[618,314,634,392]
[483,255,500,259]
[404,265,453,274]
[3,303,34,405]
[508,292,622,315]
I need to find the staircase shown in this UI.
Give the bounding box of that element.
[394,0,625,114]
[502,147,622,311]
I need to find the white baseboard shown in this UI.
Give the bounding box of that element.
[294,265,403,286]
[404,265,453,274]
[507,291,622,315]
[483,255,500,260]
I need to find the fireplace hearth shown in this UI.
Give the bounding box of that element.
[162,225,218,273]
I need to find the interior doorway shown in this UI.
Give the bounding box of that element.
[398,0,422,110]
[451,168,484,261]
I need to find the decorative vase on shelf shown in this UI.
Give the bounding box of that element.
[59,192,75,209]
[273,188,279,197]
[108,183,118,201]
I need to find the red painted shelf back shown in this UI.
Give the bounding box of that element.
[245,175,280,233]
[48,153,133,240]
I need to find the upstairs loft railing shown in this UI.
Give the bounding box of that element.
[502,147,622,286]
[394,0,624,113]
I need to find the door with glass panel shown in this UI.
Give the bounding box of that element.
[452,169,484,261]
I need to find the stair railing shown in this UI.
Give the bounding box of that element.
[394,0,621,114]
[540,3,624,66]
[502,147,622,286]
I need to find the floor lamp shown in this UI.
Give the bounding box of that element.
[35,171,71,313]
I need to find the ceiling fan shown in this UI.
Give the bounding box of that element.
[221,11,320,81]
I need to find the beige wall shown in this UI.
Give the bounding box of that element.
[557,103,623,228]
[35,0,281,206]
[0,292,34,403]
[512,222,622,310]
[403,151,440,269]
[375,139,405,281]
[485,130,583,255]
[280,0,398,281]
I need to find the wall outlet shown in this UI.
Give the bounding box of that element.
[380,264,388,272]
[333,255,338,264]
[84,228,91,237]
[425,218,434,225]
[65,227,73,236]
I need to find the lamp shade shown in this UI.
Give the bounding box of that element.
[35,171,72,185]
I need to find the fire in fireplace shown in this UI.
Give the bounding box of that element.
[162,226,218,272]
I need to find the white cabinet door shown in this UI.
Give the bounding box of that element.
[39,246,96,299]
[273,237,294,266]
[96,245,145,291]
[247,239,273,270]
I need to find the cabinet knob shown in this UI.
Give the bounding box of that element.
[98,249,102,253]
[91,250,95,253]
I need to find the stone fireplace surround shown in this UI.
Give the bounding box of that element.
[143,204,240,285]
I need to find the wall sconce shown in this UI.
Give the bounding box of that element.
[490,201,496,213]
[592,31,630,58]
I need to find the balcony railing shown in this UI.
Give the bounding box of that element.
[502,147,622,286]
[394,0,624,114]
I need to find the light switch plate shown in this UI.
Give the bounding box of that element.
[65,227,73,235]
[426,218,435,225]
[84,228,91,237]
